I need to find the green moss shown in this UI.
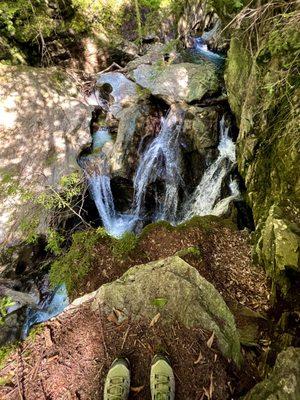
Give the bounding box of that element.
[27,324,45,341]
[0,343,17,370]
[177,215,236,231]
[225,4,300,297]
[112,231,138,260]
[139,220,174,239]
[175,246,202,259]
[50,227,109,294]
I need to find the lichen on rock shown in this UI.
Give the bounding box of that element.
[93,255,243,366]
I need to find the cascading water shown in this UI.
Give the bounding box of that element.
[182,116,239,220]
[81,127,136,237]
[133,106,185,223]
[22,284,68,338]
[193,37,225,67]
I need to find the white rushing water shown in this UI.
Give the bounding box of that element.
[133,106,185,223]
[183,116,238,220]
[193,37,225,68]
[93,127,112,150]
[83,127,137,237]
[89,174,136,237]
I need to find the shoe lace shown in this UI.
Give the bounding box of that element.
[154,374,171,400]
[107,377,126,399]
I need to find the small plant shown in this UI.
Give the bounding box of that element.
[0,296,15,325]
[151,297,168,309]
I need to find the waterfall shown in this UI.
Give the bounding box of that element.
[133,106,185,223]
[193,38,225,67]
[183,116,238,220]
[89,174,136,237]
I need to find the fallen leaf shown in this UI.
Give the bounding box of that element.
[206,332,215,349]
[194,351,203,365]
[107,312,118,324]
[131,385,144,394]
[149,312,161,327]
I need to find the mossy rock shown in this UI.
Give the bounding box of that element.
[131,62,220,104]
[93,256,243,366]
[244,347,300,400]
[224,7,300,298]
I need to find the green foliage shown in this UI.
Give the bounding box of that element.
[0,343,17,369]
[50,227,108,294]
[0,296,14,325]
[112,231,138,260]
[45,229,65,255]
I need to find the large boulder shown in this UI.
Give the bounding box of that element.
[93,256,242,366]
[244,347,300,400]
[224,13,300,296]
[131,62,219,104]
[0,64,91,246]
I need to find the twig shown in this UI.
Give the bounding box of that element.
[121,326,130,350]
[48,186,92,228]
[97,62,124,76]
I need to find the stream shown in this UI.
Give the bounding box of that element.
[23,32,240,336]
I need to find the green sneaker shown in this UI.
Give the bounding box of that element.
[150,354,175,400]
[104,357,130,400]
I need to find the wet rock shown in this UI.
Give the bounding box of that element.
[0,313,22,345]
[131,62,219,104]
[96,72,139,117]
[244,347,300,400]
[126,43,180,72]
[0,287,38,311]
[0,65,91,246]
[183,106,220,151]
[110,101,152,177]
[93,256,242,366]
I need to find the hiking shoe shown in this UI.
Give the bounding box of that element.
[104,357,130,400]
[150,354,175,400]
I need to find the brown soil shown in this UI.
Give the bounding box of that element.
[0,220,271,399]
[75,221,270,314]
[0,301,258,400]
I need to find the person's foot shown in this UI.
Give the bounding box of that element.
[150,354,175,400]
[104,357,130,400]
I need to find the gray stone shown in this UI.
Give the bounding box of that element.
[183,106,219,151]
[93,256,242,366]
[0,65,91,246]
[96,72,139,118]
[244,347,300,400]
[131,62,219,104]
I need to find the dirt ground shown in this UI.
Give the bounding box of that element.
[0,301,260,400]
[75,221,270,314]
[0,221,271,399]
